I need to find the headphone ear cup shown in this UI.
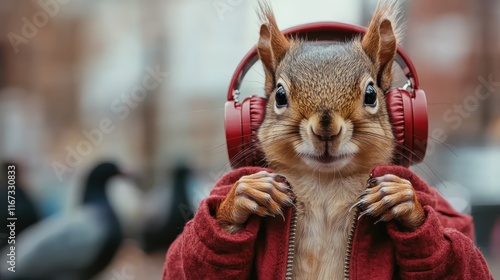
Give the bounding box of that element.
[243,96,267,167]
[385,89,413,167]
[224,96,267,169]
[410,89,428,164]
[225,100,244,168]
[386,88,428,166]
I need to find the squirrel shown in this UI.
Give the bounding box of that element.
[216,1,426,278]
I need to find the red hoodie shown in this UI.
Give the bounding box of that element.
[163,165,493,279]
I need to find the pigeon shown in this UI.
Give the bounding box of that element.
[0,161,127,280]
[0,162,39,248]
[140,162,194,254]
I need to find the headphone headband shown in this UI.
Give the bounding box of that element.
[227,22,420,102]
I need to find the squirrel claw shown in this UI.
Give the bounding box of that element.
[265,211,276,218]
[368,178,378,187]
[374,217,385,225]
[349,199,365,213]
[274,174,290,185]
[276,208,285,221]
[358,209,371,221]
[366,174,373,183]
[357,190,369,200]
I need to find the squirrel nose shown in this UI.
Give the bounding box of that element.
[311,126,342,141]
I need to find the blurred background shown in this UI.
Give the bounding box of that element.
[0,0,499,279]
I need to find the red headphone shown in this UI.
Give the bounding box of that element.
[225,22,428,169]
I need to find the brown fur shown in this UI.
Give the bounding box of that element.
[258,36,395,178]
[358,174,425,229]
[216,171,294,234]
[257,2,290,94]
[255,0,405,177]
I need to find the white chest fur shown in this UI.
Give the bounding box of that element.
[287,175,365,280]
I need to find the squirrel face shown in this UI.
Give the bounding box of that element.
[256,2,400,176]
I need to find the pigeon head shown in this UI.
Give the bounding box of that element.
[83,162,123,204]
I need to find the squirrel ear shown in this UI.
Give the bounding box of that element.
[257,7,289,94]
[362,2,399,91]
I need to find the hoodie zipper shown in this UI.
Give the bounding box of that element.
[343,208,359,280]
[285,206,298,280]
[284,205,358,280]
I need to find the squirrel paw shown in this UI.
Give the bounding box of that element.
[216,171,295,234]
[353,174,425,230]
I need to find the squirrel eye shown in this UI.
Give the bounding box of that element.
[275,84,288,107]
[364,83,377,107]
